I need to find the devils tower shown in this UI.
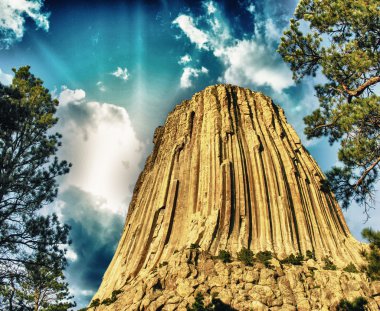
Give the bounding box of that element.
[89,85,379,310]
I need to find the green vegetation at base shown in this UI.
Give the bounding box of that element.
[87,289,123,309]
[187,292,212,311]
[336,297,368,311]
[217,250,232,263]
[361,228,380,280]
[187,292,237,311]
[306,250,316,260]
[237,247,254,266]
[89,298,100,308]
[256,251,273,267]
[280,253,304,265]
[343,263,359,274]
[323,257,337,271]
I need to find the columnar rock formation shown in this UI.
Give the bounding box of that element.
[91,85,373,310]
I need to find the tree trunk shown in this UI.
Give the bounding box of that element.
[34,289,40,311]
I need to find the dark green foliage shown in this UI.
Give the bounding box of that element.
[187,292,237,311]
[256,251,273,267]
[211,298,238,311]
[217,250,232,263]
[90,299,101,308]
[102,298,113,306]
[190,243,200,249]
[100,289,123,306]
[159,261,168,268]
[362,228,380,249]
[0,67,73,310]
[306,250,316,260]
[336,296,368,311]
[187,292,212,311]
[361,228,380,280]
[359,249,367,258]
[278,0,380,213]
[343,263,358,273]
[323,257,337,271]
[237,247,254,266]
[280,253,304,265]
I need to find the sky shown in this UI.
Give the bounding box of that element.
[0,0,379,308]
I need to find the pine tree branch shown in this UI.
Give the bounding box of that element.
[355,156,380,189]
[341,76,380,101]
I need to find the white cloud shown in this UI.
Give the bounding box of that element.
[0,68,13,85]
[172,5,293,93]
[178,54,192,65]
[58,86,86,105]
[221,40,293,92]
[247,3,255,14]
[173,15,209,50]
[96,81,106,92]
[205,1,217,14]
[56,88,145,215]
[111,67,130,81]
[66,248,78,262]
[180,66,208,88]
[0,0,50,49]
[265,18,282,42]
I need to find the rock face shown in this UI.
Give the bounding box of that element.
[90,85,375,310]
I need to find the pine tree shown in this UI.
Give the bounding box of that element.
[361,228,380,280]
[0,67,72,308]
[278,0,380,214]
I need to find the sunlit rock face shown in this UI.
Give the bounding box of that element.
[90,85,378,310]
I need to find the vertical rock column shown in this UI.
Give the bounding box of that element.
[93,85,364,301]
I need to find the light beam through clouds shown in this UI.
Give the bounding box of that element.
[56,87,145,215]
[54,87,146,304]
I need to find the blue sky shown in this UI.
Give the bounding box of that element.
[0,0,378,308]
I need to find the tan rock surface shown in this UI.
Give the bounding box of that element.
[89,85,375,310]
[89,250,379,310]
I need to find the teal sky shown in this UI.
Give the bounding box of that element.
[0,0,378,308]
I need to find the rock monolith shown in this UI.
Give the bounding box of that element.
[90,85,379,310]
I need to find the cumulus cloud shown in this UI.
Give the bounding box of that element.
[111,67,130,81]
[173,15,209,50]
[56,87,145,215]
[0,0,50,49]
[172,2,294,93]
[0,68,13,85]
[58,86,86,105]
[180,66,208,88]
[178,54,192,65]
[221,40,293,92]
